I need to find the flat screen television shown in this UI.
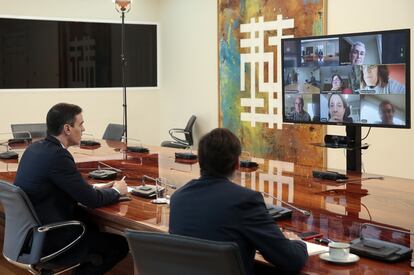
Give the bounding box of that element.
[282,29,410,129]
[0,17,157,88]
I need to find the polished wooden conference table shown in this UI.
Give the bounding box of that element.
[1,139,414,274]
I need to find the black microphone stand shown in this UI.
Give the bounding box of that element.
[261,191,311,216]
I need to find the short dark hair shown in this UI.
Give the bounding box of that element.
[331,74,344,90]
[328,93,350,119]
[198,128,241,177]
[379,100,394,113]
[46,103,82,136]
[361,65,389,88]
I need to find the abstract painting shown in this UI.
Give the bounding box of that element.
[218,0,327,168]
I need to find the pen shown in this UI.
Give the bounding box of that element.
[314,238,332,245]
[121,176,126,181]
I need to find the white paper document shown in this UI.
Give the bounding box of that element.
[304,241,329,256]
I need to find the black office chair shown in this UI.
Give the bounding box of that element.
[11,123,47,139]
[0,180,86,275]
[125,230,246,275]
[161,115,196,149]
[102,123,124,141]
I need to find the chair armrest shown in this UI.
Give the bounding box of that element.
[38,220,86,263]
[169,128,190,145]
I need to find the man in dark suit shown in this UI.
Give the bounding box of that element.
[14,103,129,275]
[169,128,308,275]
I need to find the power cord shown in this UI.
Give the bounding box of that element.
[361,127,371,141]
[360,127,371,173]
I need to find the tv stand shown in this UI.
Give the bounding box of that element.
[312,125,368,172]
[346,125,361,172]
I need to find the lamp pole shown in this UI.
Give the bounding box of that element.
[113,0,132,144]
[121,10,127,144]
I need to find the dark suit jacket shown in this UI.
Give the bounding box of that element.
[169,176,308,275]
[14,135,120,251]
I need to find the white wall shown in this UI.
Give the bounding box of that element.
[0,0,161,144]
[327,0,414,178]
[158,0,218,145]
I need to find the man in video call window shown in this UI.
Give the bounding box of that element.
[290,95,311,121]
[379,100,396,125]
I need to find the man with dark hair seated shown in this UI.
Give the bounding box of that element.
[14,103,129,275]
[169,128,308,275]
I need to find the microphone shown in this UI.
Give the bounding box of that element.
[131,175,177,200]
[124,138,149,153]
[130,175,158,198]
[80,133,101,147]
[0,143,19,160]
[142,175,158,184]
[175,152,197,160]
[351,223,414,265]
[336,176,384,183]
[88,162,121,180]
[142,175,176,204]
[175,147,197,161]
[239,150,258,169]
[0,132,29,160]
[261,191,311,217]
[142,175,177,190]
[1,131,32,145]
[359,222,414,239]
[98,161,122,173]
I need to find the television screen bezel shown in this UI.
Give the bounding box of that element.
[281,28,411,129]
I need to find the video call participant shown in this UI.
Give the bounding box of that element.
[286,72,293,85]
[330,74,352,94]
[379,100,396,125]
[361,65,405,94]
[169,128,308,275]
[348,41,366,92]
[349,41,366,65]
[318,49,324,63]
[290,95,311,121]
[328,94,353,122]
[14,103,129,275]
[307,72,318,87]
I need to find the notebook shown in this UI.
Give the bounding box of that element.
[303,241,329,256]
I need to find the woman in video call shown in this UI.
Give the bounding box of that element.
[361,65,405,94]
[328,93,353,122]
[330,74,352,94]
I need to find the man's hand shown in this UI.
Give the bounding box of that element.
[283,231,302,241]
[112,179,128,195]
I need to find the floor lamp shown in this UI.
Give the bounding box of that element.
[113,0,132,144]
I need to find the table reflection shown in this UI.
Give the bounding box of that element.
[1,140,413,273]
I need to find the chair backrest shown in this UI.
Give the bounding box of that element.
[102,123,124,141]
[11,123,47,139]
[0,181,45,265]
[125,230,246,275]
[183,115,196,146]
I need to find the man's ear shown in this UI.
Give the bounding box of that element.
[63,124,71,135]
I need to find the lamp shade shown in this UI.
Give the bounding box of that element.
[113,0,132,12]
